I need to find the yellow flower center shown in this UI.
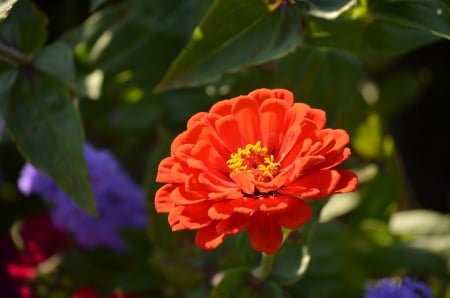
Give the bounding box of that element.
[227,141,280,182]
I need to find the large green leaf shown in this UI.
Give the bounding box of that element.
[373,0,450,40]
[155,0,302,91]
[211,268,284,298]
[0,46,96,215]
[274,46,362,125]
[304,0,448,57]
[34,42,76,88]
[0,0,47,57]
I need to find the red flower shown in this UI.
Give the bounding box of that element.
[155,89,357,254]
[73,287,136,298]
[1,213,70,298]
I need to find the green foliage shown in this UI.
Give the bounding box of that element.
[1,0,450,297]
[211,268,284,298]
[156,0,302,91]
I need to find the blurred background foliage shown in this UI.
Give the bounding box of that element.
[1,0,450,297]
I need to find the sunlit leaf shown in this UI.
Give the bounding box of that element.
[302,0,356,19]
[156,0,302,91]
[352,112,383,159]
[0,0,17,20]
[390,209,450,236]
[0,0,47,56]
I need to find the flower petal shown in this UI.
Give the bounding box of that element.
[169,202,213,230]
[230,171,255,195]
[282,169,341,199]
[273,197,312,229]
[249,88,294,106]
[260,99,288,151]
[155,184,175,212]
[216,213,250,234]
[208,201,234,220]
[195,223,226,250]
[232,95,261,144]
[334,169,358,193]
[305,108,326,129]
[247,213,283,254]
[210,99,232,116]
[215,115,243,152]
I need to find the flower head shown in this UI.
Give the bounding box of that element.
[155,89,357,254]
[18,144,148,252]
[0,213,69,298]
[365,277,432,298]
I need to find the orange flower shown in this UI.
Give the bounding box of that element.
[155,89,357,254]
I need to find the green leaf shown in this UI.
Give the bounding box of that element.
[389,210,450,237]
[389,210,450,272]
[302,0,356,19]
[90,0,108,12]
[0,0,47,56]
[211,268,284,298]
[352,112,383,159]
[0,66,97,215]
[271,200,327,285]
[304,1,446,57]
[274,46,362,125]
[34,42,75,88]
[374,0,450,40]
[156,0,302,91]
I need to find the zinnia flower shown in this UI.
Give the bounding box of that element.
[155,88,357,254]
[18,144,147,252]
[365,277,432,298]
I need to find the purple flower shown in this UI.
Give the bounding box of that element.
[365,277,432,298]
[17,144,148,252]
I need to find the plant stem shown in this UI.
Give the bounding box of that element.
[252,253,275,280]
[0,42,30,67]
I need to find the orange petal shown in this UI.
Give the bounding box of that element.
[172,202,213,230]
[273,197,312,229]
[187,112,208,128]
[169,185,200,205]
[260,99,288,151]
[210,99,232,116]
[320,147,352,169]
[195,223,226,250]
[334,169,358,193]
[232,95,261,144]
[277,124,301,162]
[284,103,309,129]
[283,169,341,199]
[230,197,260,215]
[305,108,326,129]
[155,184,175,213]
[216,213,250,235]
[156,157,175,183]
[247,213,283,255]
[230,171,255,195]
[280,121,318,166]
[191,140,228,173]
[249,88,294,106]
[215,115,243,152]
[259,196,289,213]
[208,201,234,220]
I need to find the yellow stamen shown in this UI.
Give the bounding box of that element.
[227,141,280,182]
